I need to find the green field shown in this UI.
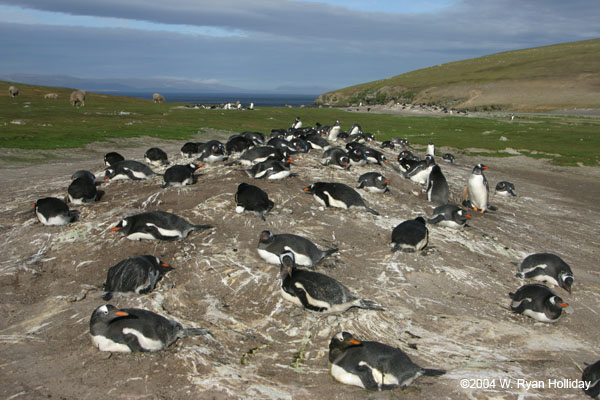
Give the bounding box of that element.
[1,81,599,166]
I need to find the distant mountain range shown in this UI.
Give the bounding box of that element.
[0,74,329,95]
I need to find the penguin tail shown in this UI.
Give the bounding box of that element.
[68,210,80,222]
[359,299,385,311]
[515,272,524,279]
[192,224,213,231]
[324,248,339,258]
[245,169,255,178]
[365,207,379,216]
[102,292,113,301]
[183,328,212,337]
[161,182,169,189]
[508,292,515,299]
[422,368,446,377]
[488,205,498,211]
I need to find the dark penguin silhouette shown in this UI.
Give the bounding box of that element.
[381,140,395,149]
[144,147,168,167]
[245,157,292,180]
[329,331,445,390]
[495,181,517,196]
[442,153,455,163]
[509,283,568,323]
[426,165,449,205]
[226,135,254,154]
[180,142,201,157]
[104,160,156,181]
[321,147,350,169]
[68,177,99,204]
[162,163,201,188]
[110,211,212,240]
[240,131,265,145]
[90,304,210,353]
[404,155,434,185]
[305,133,332,151]
[516,253,573,293]
[346,143,387,165]
[257,230,338,266]
[303,182,379,215]
[427,204,470,228]
[238,146,288,166]
[391,217,428,252]
[197,140,226,163]
[33,197,78,226]
[71,170,95,183]
[582,360,600,398]
[104,152,125,167]
[279,252,384,313]
[357,172,389,193]
[235,183,274,220]
[103,255,173,300]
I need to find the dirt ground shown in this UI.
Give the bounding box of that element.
[1,124,600,400]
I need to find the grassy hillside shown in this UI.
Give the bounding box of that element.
[316,39,600,111]
[1,81,599,166]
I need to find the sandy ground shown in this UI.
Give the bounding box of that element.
[1,127,600,400]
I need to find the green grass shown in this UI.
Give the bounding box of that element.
[1,81,599,166]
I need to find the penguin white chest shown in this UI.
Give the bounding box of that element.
[468,174,488,209]
[91,334,132,353]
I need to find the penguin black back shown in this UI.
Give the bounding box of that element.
[235,182,274,220]
[391,217,428,252]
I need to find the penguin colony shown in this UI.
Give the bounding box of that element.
[26,116,595,397]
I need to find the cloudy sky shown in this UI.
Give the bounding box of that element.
[1,0,598,93]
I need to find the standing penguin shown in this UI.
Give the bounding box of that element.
[391,217,428,252]
[426,141,435,157]
[33,197,78,226]
[144,147,169,167]
[427,204,471,228]
[515,253,573,293]
[110,211,212,240]
[162,163,202,188]
[582,360,600,398]
[291,117,302,130]
[279,252,384,313]
[102,255,173,300]
[257,230,338,266]
[235,183,274,220]
[303,182,379,215]
[464,164,489,213]
[328,331,445,391]
[495,181,517,196]
[90,304,209,353]
[426,165,449,205]
[357,172,390,193]
[327,120,342,141]
[321,147,350,169]
[509,283,568,323]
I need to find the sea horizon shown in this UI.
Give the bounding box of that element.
[95,90,319,107]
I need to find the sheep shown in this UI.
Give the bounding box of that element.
[8,86,18,97]
[70,90,86,107]
[152,93,165,103]
[44,93,59,100]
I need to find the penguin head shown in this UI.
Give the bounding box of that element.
[456,209,471,223]
[151,256,174,273]
[258,230,275,245]
[560,274,574,294]
[415,216,427,225]
[104,168,115,180]
[548,296,569,310]
[110,217,131,234]
[189,163,203,171]
[338,155,350,169]
[90,304,129,327]
[279,251,295,280]
[329,331,362,352]
[303,184,316,194]
[425,154,435,165]
[473,164,488,174]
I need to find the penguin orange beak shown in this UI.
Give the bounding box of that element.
[287,157,293,163]
[384,180,390,184]
[303,187,310,191]
[110,226,121,232]
[161,263,170,268]
[196,164,204,168]
[32,203,36,207]
[482,166,489,170]
[559,302,569,308]
[114,311,128,317]
[104,176,109,181]
[349,339,360,345]
[465,214,472,218]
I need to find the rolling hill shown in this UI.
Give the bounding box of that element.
[316,38,600,111]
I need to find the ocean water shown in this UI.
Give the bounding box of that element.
[98,91,318,107]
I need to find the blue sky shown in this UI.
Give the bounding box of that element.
[0,0,598,93]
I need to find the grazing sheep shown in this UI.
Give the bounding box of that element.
[70,90,86,107]
[8,86,18,97]
[152,93,165,103]
[44,93,59,100]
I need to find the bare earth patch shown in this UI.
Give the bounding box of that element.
[1,130,599,399]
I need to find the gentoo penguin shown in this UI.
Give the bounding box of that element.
[235,183,274,220]
[346,143,387,165]
[246,157,292,180]
[391,137,409,147]
[327,120,342,141]
[279,251,384,313]
[267,137,298,154]
[257,230,338,266]
[427,204,471,228]
[391,217,428,252]
[347,123,362,136]
[404,155,435,185]
[347,147,367,166]
[68,177,99,204]
[381,140,395,150]
[237,146,288,166]
[162,163,201,188]
[396,151,419,173]
[240,131,265,145]
[71,170,95,183]
[329,331,445,391]
[426,141,435,156]
[104,152,124,167]
[90,304,209,353]
[180,142,201,157]
[144,147,168,167]
[464,163,489,213]
[196,140,226,163]
[303,182,379,215]
[110,211,212,240]
[33,197,78,226]
[226,135,254,154]
[290,137,310,153]
[104,160,156,181]
[515,253,573,293]
[357,172,389,193]
[495,181,517,196]
[321,147,350,169]
[426,165,449,205]
[304,133,332,151]
[582,360,600,398]
[291,117,302,130]
[509,283,568,323]
[102,255,173,300]
[442,153,455,163]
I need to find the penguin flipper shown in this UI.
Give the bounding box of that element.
[292,287,327,312]
[422,368,446,377]
[354,362,383,391]
[192,224,213,231]
[123,333,145,352]
[183,328,212,336]
[365,207,379,216]
[518,267,546,279]
[427,215,445,224]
